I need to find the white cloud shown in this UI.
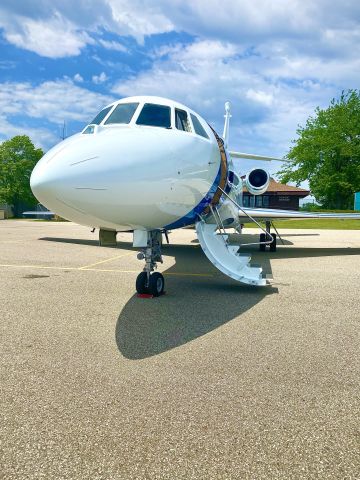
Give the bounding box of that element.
[0,115,58,150]
[0,79,112,123]
[0,0,359,63]
[0,0,359,169]
[246,89,273,107]
[0,13,92,58]
[111,37,349,171]
[73,73,84,83]
[106,1,174,41]
[92,72,108,84]
[0,79,114,148]
[98,39,128,53]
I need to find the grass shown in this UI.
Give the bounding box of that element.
[243,219,360,230]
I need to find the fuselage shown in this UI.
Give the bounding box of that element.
[31,96,228,231]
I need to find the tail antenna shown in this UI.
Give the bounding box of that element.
[223,101,231,149]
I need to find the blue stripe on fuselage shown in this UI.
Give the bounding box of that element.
[163,163,223,230]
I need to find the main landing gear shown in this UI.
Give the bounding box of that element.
[135,230,165,297]
[259,221,277,252]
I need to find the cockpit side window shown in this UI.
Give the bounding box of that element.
[104,103,139,125]
[90,106,112,125]
[136,104,171,129]
[190,113,209,139]
[175,108,192,132]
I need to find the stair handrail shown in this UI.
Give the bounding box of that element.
[216,186,274,247]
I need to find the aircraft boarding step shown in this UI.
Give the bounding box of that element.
[195,221,267,286]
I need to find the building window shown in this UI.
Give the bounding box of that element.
[262,195,269,207]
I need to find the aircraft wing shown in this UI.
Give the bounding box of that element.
[229,151,292,162]
[238,208,360,221]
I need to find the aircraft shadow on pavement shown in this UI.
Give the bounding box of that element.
[115,244,277,360]
[115,241,360,360]
[40,235,360,359]
[41,235,360,261]
[257,246,360,259]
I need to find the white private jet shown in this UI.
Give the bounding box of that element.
[30,96,360,296]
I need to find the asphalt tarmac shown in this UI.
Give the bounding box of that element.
[1,220,359,479]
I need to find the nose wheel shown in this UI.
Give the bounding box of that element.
[136,271,165,297]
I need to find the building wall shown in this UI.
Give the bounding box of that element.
[0,204,14,218]
[269,195,300,210]
[243,194,301,210]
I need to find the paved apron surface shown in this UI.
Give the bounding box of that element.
[1,221,359,479]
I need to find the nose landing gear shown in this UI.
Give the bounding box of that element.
[135,230,165,297]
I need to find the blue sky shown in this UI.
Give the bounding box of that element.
[0,0,359,175]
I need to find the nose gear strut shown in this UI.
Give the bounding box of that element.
[135,230,165,297]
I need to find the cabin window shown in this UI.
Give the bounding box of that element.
[190,113,209,139]
[90,106,112,125]
[175,108,191,132]
[136,104,171,128]
[104,103,139,125]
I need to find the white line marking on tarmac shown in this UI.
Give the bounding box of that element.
[79,251,134,270]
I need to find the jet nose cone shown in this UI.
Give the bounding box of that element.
[30,163,52,202]
[30,157,68,211]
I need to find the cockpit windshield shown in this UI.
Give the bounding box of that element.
[90,106,112,125]
[105,103,139,125]
[136,104,171,129]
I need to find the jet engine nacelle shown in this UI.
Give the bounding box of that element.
[245,168,270,195]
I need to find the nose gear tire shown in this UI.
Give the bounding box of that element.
[136,272,149,294]
[148,272,165,297]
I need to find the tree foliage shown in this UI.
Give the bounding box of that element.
[0,135,43,216]
[278,90,360,209]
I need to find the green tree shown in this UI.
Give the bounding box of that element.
[0,135,43,216]
[278,90,360,209]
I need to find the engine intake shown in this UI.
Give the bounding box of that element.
[245,168,270,195]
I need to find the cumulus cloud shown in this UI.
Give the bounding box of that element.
[0,13,92,58]
[73,73,84,83]
[0,79,113,148]
[0,115,58,150]
[98,39,128,52]
[0,79,112,123]
[0,0,359,70]
[111,37,343,167]
[0,0,359,168]
[0,1,173,56]
[92,72,108,84]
